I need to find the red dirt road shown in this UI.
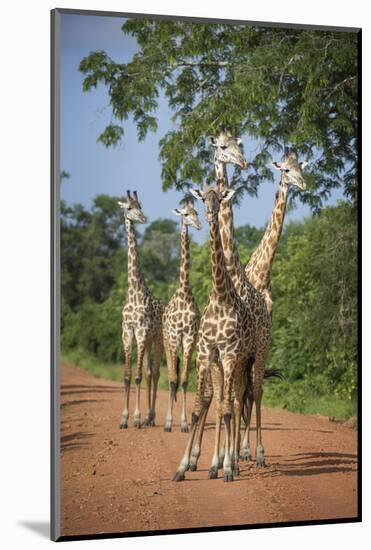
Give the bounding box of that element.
[60,364,358,537]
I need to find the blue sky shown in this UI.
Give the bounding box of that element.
[60,13,344,244]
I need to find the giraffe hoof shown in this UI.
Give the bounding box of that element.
[172,472,185,482]
[181,424,189,433]
[233,467,240,477]
[189,463,197,471]
[223,472,234,482]
[119,422,128,430]
[208,467,218,479]
[163,425,172,432]
[133,420,141,429]
[240,453,251,462]
[256,455,265,468]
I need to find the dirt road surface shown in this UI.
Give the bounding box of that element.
[60,363,358,537]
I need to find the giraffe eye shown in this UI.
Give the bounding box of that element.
[220,145,227,150]
[284,169,290,173]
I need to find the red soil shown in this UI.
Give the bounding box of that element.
[60,363,358,538]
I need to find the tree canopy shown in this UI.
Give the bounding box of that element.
[79,20,358,208]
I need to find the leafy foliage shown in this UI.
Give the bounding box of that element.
[79,22,358,207]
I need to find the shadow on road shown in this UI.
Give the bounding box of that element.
[61,388,122,396]
[263,451,357,477]
[61,399,108,408]
[61,431,94,453]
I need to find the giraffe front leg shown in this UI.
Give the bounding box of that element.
[208,412,222,479]
[173,361,208,481]
[189,397,211,470]
[221,359,236,482]
[164,345,177,432]
[120,327,133,429]
[189,367,214,470]
[218,440,225,469]
[208,367,223,478]
[173,410,202,481]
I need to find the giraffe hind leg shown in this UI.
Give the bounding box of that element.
[240,396,253,461]
[142,348,154,427]
[164,345,178,432]
[221,357,237,482]
[255,390,265,467]
[240,359,254,460]
[146,334,163,427]
[120,326,133,429]
[180,347,191,433]
[133,337,147,428]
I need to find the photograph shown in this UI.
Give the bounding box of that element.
[52,8,360,541]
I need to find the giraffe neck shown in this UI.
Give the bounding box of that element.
[215,160,245,278]
[125,218,145,291]
[247,177,289,278]
[179,222,191,290]
[209,216,233,302]
[215,159,226,181]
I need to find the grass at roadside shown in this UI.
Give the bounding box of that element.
[61,349,356,422]
[61,348,198,393]
[263,381,357,421]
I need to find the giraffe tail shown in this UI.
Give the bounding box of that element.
[263,368,285,381]
[242,357,254,425]
[241,365,285,425]
[172,355,180,403]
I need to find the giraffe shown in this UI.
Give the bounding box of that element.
[187,128,272,473]
[163,201,202,433]
[245,147,308,315]
[173,186,255,482]
[118,190,164,429]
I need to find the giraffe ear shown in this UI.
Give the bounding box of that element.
[190,188,203,201]
[236,138,242,145]
[118,200,129,209]
[172,208,183,216]
[209,136,217,147]
[220,189,236,203]
[272,162,283,170]
[299,161,309,170]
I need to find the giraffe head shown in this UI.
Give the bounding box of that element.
[172,201,202,230]
[209,127,248,169]
[190,186,236,224]
[118,190,147,223]
[272,148,308,190]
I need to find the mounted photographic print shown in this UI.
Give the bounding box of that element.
[51,7,361,542]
